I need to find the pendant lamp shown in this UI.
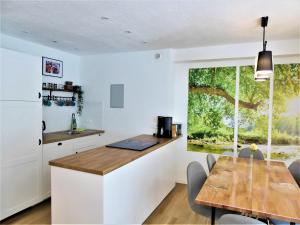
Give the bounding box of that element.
[255,16,273,81]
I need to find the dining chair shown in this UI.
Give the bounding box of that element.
[206,154,216,172]
[187,161,236,224]
[218,214,266,225]
[270,218,299,225]
[288,159,300,187]
[238,148,264,160]
[187,161,211,216]
[270,159,300,225]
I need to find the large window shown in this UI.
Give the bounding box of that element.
[188,67,236,154]
[239,66,269,157]
[271,64,300,161]
[187,63,300,161]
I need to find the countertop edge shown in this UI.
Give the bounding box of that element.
[49,135,182,176]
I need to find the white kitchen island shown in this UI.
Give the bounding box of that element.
[50,134,181,224]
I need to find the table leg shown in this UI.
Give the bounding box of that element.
[211,207,215,225]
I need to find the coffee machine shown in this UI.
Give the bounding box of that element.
[156,116,172,138]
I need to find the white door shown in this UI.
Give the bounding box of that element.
[0,101,42,220]
[42,141,73,199]
[0,48,42,101]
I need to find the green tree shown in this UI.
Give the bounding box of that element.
[188,64,300,150]
[188,67,236,138]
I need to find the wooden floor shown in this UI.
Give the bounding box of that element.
[144,183,209,224]
[0,199,51,225]
[1,183,208,225]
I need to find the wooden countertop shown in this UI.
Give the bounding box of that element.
[43,129,105,144]
[49,134,181,175]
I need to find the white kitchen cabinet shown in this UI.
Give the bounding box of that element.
[41,140,74,199]
[41,134,103,199]
[0,101,42,220]
[72,134,101,154]
[0,48,41,101]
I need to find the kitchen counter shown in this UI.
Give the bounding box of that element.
[43,129,105,144]
[50,134,181,224]
[49,134,180,175]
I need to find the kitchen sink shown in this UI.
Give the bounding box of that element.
[65,130,82,135]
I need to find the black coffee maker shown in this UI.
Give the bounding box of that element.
[156,116,172,138]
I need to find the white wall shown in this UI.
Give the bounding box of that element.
[174,39,300,62]
[80,49,174,143]
[0,34,81,132]
[172,40,300,183]
[80,39,299,183]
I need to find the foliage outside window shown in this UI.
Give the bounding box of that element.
[188,67,235,154]
[271,64,300,161]
[239,66,269,155]
[188,64,300,161]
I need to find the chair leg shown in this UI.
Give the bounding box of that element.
[211,207,215,225]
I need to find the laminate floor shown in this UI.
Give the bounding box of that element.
[0,199,51,225]
[1,183,208,225]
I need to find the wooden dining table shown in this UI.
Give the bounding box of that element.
[195,156,300,225]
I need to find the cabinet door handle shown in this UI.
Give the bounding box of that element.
[39,139,42,145]
[38,92,41,99]
[57,142,62,146]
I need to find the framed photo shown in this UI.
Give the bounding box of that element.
[42,57,63,78]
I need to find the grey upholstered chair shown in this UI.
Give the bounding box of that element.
[270,160,300,225]
[288,159,300,187]
[187,161,237,223]
[218,214,266,225]
[206,154,216,172]
[238,147,264,160]
[270,218,299,225]
[187,161,211,215]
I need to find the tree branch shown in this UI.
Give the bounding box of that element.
[189,86,261,110]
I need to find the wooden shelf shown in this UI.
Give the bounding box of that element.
[42,87,77,93]
[42,87,80,102]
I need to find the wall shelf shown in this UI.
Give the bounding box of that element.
[42,87,81,99]
[42,87,83,115]
[42,88,77,103]
[42,87,79,94]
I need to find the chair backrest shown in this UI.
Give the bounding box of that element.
[288,159,300,187]
[187,161,210,214]
[218,214,266,225]
[238,148,264,160]
[253,149,264,160]
[238,148,252,158]
[206,154,216,172]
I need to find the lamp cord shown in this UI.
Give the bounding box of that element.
[263,25,267,51]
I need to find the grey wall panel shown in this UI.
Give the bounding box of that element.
[110,84,124,108]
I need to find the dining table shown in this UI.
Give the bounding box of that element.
[195,156,300,225]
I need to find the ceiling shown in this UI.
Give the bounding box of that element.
[1,0,300,55]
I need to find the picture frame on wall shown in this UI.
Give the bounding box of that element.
[42,57,63,78]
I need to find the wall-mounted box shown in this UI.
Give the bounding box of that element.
[110,84,124,108]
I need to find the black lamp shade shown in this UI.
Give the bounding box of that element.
[256,50,273,71]
[255,50,273,80]
[255,17,273,81]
